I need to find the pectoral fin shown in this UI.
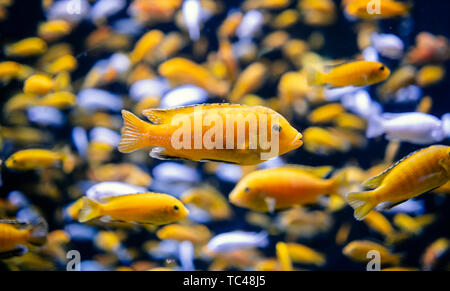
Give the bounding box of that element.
[150,147,182,161]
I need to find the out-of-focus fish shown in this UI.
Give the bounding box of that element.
[0,219,48,259]
[302,127,351,155]
[206,231,268,253]
[229,62,267,102]
[5,148,76,173]
[347,145,450,220]
[156,224,211,245]
[286,243,326,266]
[343,240,401,266]
[4,37,47,57]
[78,192,189,225]
[181,186,232,220]
[118,104,303,165]
[158,57,229,96]
[366,112,445,144]
[344,0,411,19]
[276,241,293,271]
[229,165,346,212]
[370,33,404,59]
[393,213,436,235]
[416,65,445,87]
[421,238,449,271]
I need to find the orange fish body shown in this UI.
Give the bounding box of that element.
[158,58,230,96]
[347,145,450,220]
[345,0,411,19]
[229,166,343,212]
[308,61,390,87]
[0,220,47,256]
[118,104,303,165]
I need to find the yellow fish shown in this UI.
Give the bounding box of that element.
[307,61,390,87]
[229,165,346,212]
[0,219,48,259]
[229,62,267,102]
[129,29,164,65]
[158,58,230,96]
[78,193,189,225]
[118,104,303,165]
[156,224,211,244]
[347,145,450,220]
[345,0,411,19]
[23,74,54,95]
[286,243,326,266]
[181,186,232,220]
[4,37,47,57]
[343,240,401,265]
[5,148,76,173]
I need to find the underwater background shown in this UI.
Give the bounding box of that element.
[0,0,449,271]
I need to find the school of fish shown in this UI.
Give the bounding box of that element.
[0,0,449,271]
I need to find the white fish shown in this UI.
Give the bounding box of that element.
[27,106,65,127]
[341,90,382,120]
[160,85,208,108]
[77,89,123,112]
[236,10,264,40]
[129,78,170,101]
[179,241,195,271]
[90,0,126,22]
[47,0,90,24]
[8,191,30,209]
[182,0,202,41]
[206,231,269,253]
[108,53,131,74]
[215,163,242,183]
[112,18,143,36]
[90,127,121,147]
[362,46,379,62]
[86,182,148,203]
[366,112,446,144]
[395,85,422,103]
[442,113,450,137]
[72,126,89,157]
[323,86,359,102]
[64,223,98,241]
[371,33,404,59]
[152,162,201,184]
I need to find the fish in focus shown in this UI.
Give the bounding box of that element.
[118,104,303,165]
[347,145,450,220]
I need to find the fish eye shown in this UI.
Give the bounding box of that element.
[244,187,250,192]
[379,66,385,71]
[173,205,179,211]
[272,124,282,132]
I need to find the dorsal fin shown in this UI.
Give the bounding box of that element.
[363,148,424,189]
[142,103,259,124]
[100,192,151,202]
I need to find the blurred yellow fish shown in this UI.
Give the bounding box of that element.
[4,37,47,57]
[343,240,401,265]
[229,165,346,212]
[5,148,76,173]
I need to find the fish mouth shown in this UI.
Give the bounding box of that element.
[291,133,303,147]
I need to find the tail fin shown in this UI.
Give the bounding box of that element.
[306,67,326,86]
[366,115,384,138]
[28,218,48,246]
[119,110,154,153]
[78,197,102,223]
[346,191,376,220]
